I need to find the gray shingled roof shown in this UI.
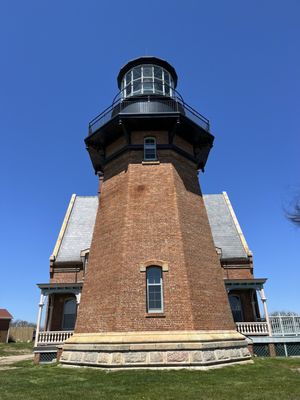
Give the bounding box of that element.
[55,196,98,262]
[203,194,249,259]
[54,193,249,263]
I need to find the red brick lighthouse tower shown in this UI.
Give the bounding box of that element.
[61,57,251,368]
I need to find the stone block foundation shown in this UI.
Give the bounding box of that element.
[60,330,252,369]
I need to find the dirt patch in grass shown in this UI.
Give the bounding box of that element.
[0,342,33,357]
[0,354,33,366]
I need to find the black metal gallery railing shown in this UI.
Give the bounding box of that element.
[88,93,210,135]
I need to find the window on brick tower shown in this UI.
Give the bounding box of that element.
[62,298,77,330]
[144,137,157,161]
[146,266,163,313]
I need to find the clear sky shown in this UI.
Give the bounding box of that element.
[0,0,299,322]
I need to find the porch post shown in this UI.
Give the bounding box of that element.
[34,292,46,347]
[251,291,257,322]
[259,288,272,336]
[46,295,54,331]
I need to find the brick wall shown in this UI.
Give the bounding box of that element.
[222,267,253,280]
[173,134,194,155]
[131,130,168,145]
[106,135,127,157]
[75,133,235,333]
[50,266,83,284]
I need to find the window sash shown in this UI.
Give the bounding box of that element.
[62,299,77,330]
[147,268,163,313]
[144,137,157,160]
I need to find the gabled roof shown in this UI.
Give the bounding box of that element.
[51,195,98,263]
[0,309,13,320]
[51,192,251,263]
[203,192,251,259]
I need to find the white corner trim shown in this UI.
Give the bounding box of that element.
[222,191,252,257]
[50,194,77,261]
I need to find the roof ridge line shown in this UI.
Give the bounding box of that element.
[222,191,252,257]
[50,194,77,262]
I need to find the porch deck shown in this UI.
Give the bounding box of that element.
[35,316,300,346]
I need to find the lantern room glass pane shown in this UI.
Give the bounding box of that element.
[154,82,163,93]
[133,67,141,80]
[143,66,152,77]
[143,78,153,92]
[154,66,162,79]
[133,79,142,94]
[126,83,132,96]
[125,72,131,84]
[164,72,170,84]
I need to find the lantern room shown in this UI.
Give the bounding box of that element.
[85,56,214,174]
[117,57,178,98]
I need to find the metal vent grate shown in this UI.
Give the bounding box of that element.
[40,352,57,363]
[253,344,270,357]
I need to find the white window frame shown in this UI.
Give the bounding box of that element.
[146,266,164,313]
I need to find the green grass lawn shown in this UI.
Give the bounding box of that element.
[0,342,33,356]
[0,358,299,400]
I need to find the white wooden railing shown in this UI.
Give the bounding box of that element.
[236,322,269,336]
[37,330,74,345]
[270,315,300,336]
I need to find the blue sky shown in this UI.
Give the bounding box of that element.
[0,0,299,322]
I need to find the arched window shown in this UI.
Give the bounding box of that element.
[146,266,163,313]
[229,295,244,322]
[144,137,157,161]
[62,298,77,330]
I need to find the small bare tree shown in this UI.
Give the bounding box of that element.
[270,311,298,316]
[10,319,36,327]
[285,188,300,226]
[286,197,300,225]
